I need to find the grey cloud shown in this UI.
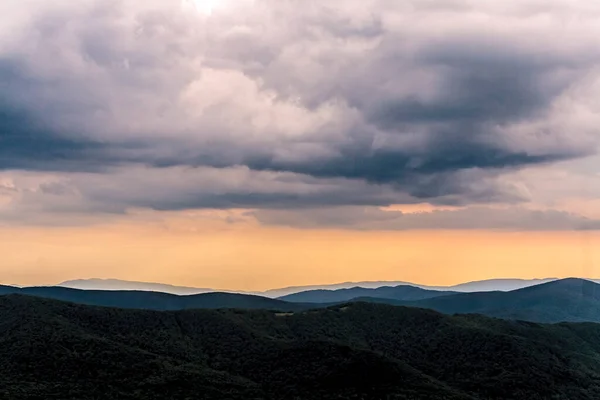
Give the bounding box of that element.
[0,59,112,171]
[73,167,412,211]
[254,206,600,231]
[0,167,416,226]
[0,107,107,172]
[0,163,537,227]
[365,41,561,127]
[0,0,599,216]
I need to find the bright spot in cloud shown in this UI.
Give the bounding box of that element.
[191,0,221,15]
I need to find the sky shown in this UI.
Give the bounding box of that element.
[1,0,600,289]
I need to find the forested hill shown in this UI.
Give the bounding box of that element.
[279,284,454,303]
[4,278,600,324]
[0,284,305,311]
[4,295,600,399]
[404,278,600,323]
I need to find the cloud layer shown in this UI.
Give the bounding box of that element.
[254,206,600,231]
[1,0,599,228]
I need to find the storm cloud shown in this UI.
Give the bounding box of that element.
[0,0,599,227]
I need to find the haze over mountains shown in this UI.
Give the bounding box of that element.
[0,285,305,312]
[403,278,600,323]
[59,279,222,295]
[279,285,457,303]
[58,277,562,297]
[303,278,600,324]
[3,277,600,324]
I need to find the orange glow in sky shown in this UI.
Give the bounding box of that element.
[1,216,598,290]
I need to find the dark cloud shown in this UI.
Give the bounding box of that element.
[0,0,598,220]
[0,107,107,172]
[245,139,572,182]
[367,42,561,127]
[0,59,110,171]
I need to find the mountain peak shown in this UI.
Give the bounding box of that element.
[524,277,599,290]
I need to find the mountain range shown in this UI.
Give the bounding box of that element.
[4,278,600,324]
[4,295,600,399]
[0,285,305,312]
[58,277,561,297]
[402,278,600,323]
[296,278,600,324]
[279,284,457,303]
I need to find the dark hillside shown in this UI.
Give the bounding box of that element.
[4,295,600,399]
[0,295,468,400]
[405,278,600,323]
[0,285,304,311]
[279,284,455,303]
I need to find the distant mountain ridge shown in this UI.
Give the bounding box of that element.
[59,278,230,295]
[4,278,600,323]
[439,278,559,292]
[396,278,600,323]
[0,285,305,312]
[279,284,456,303]
[57,277,565,297]
[58,278,424,297]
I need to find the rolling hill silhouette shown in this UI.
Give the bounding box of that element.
[279,284,456,303]
[58,278,220,295]
[0,285,304,311]
[399,278,600,323]
[58,277,562,297]
[4,278,600,323]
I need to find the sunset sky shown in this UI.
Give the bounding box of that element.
[1,0,600,289]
